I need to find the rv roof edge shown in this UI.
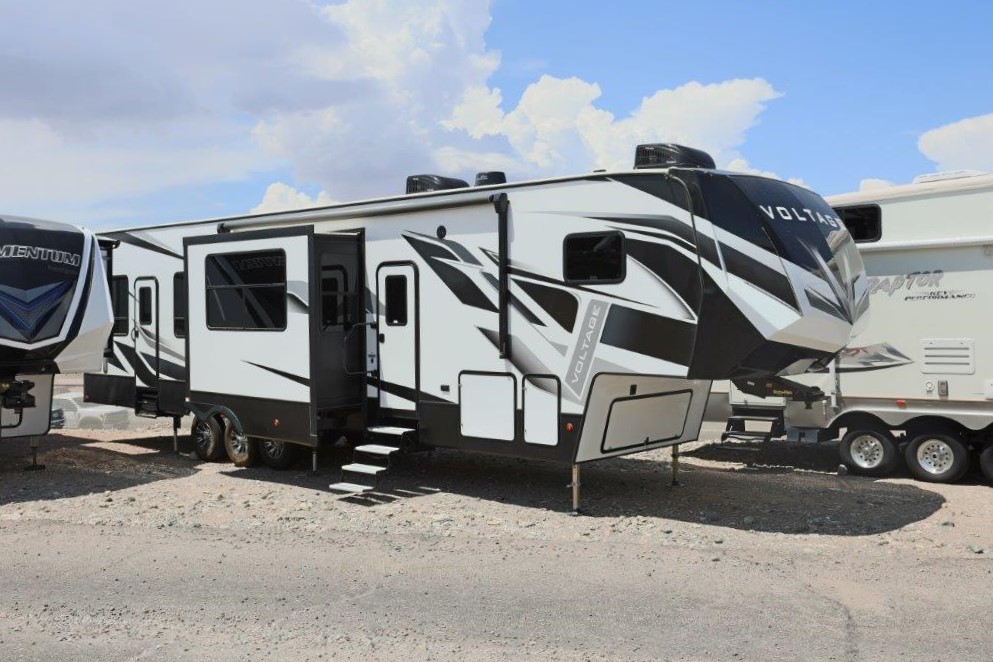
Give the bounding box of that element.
[217,188,496,233]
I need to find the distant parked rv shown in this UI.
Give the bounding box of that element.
[712,171,993,484]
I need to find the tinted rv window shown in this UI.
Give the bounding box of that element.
[835,205,881,243]
[205,250,286,330]
[321,266,347,330]
[563,232,625,283]
[138,287,153,326]
[173,272,186,337]
[111,276,128,336]
[384,275,408,326]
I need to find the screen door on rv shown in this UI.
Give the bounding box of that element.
[133,277,158,387]
[376,264,418,414]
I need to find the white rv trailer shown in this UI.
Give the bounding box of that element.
[84,144,868,505]
[0,214,113,447]
[711,171,993,484]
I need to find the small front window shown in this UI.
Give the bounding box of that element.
[563,232,625,284]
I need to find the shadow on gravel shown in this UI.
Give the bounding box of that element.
[374,448,945,536]
[0,432,197,506]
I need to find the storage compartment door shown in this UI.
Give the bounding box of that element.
[460,373,515,441]
[524,376,559,446]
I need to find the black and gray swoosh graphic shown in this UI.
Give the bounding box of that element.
[243,361,310,387]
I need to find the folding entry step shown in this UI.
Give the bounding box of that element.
[327,425,416,494]
[721,411,785,444]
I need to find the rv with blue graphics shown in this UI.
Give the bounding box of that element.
[0,215,113,443]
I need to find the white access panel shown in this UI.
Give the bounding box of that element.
[523,376,559,445]
[460,373,515,441]
[603,390,692,452]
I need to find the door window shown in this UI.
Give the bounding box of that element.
[173,273,186,337]
[384,275,408,326]
[138,287,153,326]
[111,276,129,336]
[321,265,348,330]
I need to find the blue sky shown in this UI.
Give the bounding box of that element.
[1,1,991,227]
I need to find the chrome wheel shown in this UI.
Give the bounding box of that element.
[193,421,213,452]
[262,440,285,458]
[229,431,249,456]
[849,434,885,469]
[916,438,955,475]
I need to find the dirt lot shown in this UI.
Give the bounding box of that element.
[1,423,992,661]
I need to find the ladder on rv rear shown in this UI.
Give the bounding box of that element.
[328,425,417,494]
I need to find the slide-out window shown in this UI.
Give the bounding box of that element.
[384,275,407,326]
[111,276,129,336]
[835,205,881,243]
[563,232,626,284]
[173,272,187,337]
[205,250,286,331]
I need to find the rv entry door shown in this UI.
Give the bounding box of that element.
[132,277,159,387]
[376,264,418,413]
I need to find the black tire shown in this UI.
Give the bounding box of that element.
[224,420,259,468]
[905,433,970,483]
[839,428,899,477]
[258,439,301,470]
[979,445,993,485]
[191,416,225,462]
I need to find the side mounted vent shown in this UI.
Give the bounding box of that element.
[921,338,975,375]
[405,174,469,195]
[474,171,507,186]
[634,144,716,170]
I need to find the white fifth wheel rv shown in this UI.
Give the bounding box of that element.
[712,171,993,484]
[0,214,113,452]
[85,144,867,506]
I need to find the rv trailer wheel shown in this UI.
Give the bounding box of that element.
[224,421,259,468]
[191,417,225,462]
[839,428,898,477]
[979,445,993,485]
[258,439,301,470]
[905,434,969,483]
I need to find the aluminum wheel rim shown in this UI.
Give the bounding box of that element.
[193,422,212,451]
[230,432,249,456]
[850,434,885,469]
[916,439,954,475]
[263,440,284,459]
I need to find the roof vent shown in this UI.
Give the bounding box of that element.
[474,171,507,186]
[634,144,715,170]
[406,174,469,195]
[912,170,986,185]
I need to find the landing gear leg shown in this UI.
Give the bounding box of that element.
[671,444,681,487]
[569,463,583,516]
[24,436,45,471]
[311,448,318,476]
[172,417,180,454]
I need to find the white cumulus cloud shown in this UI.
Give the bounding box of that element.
[918,112,993,173]
[444,76,784,176]
[251,183,335,214]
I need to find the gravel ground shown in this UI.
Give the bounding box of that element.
[1,422,992,661]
